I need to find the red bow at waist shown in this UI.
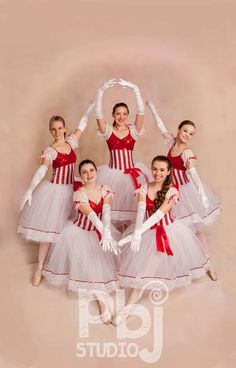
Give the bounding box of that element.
[151,224,173,256]
[124,167,143,189]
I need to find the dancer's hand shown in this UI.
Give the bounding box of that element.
[109,240,121,256]
[20,189,32,210]
[118,234,132,247]
[77,99,96,133]
[202,196,210,210]
[101,227,120,255]
[87,99,96,113]
[130,230,142,253]
[99,79,116,92]
[146,100,154,109]
[118,78,139,90]
[119,79,144,116]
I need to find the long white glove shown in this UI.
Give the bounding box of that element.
[134,201,146,229]
[146,101,168,134]
[118,78,144,115]
[188,167,210,209]
[117,201,146,252]
[20,165,48,210]
[102,204,120,255]
[88,209,119,254]
[119,209,165,253]
[88,211,104,233]
[96,79,116,119]
[77,99,96,132]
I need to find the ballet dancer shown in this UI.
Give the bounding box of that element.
[113,156,211,326]
[18,101,95,286]
[95,78,151,231]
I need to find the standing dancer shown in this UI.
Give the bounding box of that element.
[95,78,151,231]
[43,159,120,323]
[113,156,211,326]
[146,101,220,280]
[18,101,95,286]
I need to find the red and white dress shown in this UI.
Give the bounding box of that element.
[43,185,119,293]
[18,134,78,243]
[118,184,210,291]
[97,124,152,225]
[166,137,221,231]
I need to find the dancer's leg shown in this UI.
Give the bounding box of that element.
[32,242,50,286]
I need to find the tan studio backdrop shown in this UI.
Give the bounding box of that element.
[0,1,236,367]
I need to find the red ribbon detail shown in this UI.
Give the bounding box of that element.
[151,224,173,256]
[124,168,142,189]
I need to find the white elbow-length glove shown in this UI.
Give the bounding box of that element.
[77,99,96,132]
[130,201,146,253]
[20,165,48,210]
[188,167,210,209]
[119,208,165,253]
[146,101,168,134]
[101,204,120,255]
[96,79,116,119]
[118,201,146,252]
[118,78,144,115]
[88,209,119,254]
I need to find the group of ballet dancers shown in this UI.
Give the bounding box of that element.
[18,78,221,325]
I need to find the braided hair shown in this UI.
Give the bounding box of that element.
[150,155,173,215]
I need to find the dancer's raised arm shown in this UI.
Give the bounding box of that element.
[95,79,116,134]
[118,78,144,133]
[146,101,174,147]
[73,99,96,139]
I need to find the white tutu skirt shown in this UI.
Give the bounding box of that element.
[171,181,221,232]
[97,163,152,224]
[118,221,210,291]
[18,181,73,243]
[43,221,120,293]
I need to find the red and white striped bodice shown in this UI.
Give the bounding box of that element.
[51,146,77,185]
[106,131,135,171]
[167,150,190,188]
[146,194,175,228]
[73,199,103,231]
[73,185,114,232]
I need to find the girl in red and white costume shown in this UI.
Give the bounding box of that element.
[18,101,95,286]
[113,156,210,326]
[146,102,221,280]
[43,160,120,322]
[95,79,151,230]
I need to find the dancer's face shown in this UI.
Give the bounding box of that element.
[112,106,129,127]
[49,121,66,140]
[152,160,170,184]
[177,124,195,144]
[79,164,97,184]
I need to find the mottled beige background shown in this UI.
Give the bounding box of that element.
[0,0,236,367]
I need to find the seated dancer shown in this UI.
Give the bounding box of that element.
[113,156,211,326]
[43,159,120,323]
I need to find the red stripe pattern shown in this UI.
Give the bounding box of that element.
[73,211,102,231]
[73,197,103,234]
[167,149,190,188]
[51,163,75,184]
[109,149,134,170]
